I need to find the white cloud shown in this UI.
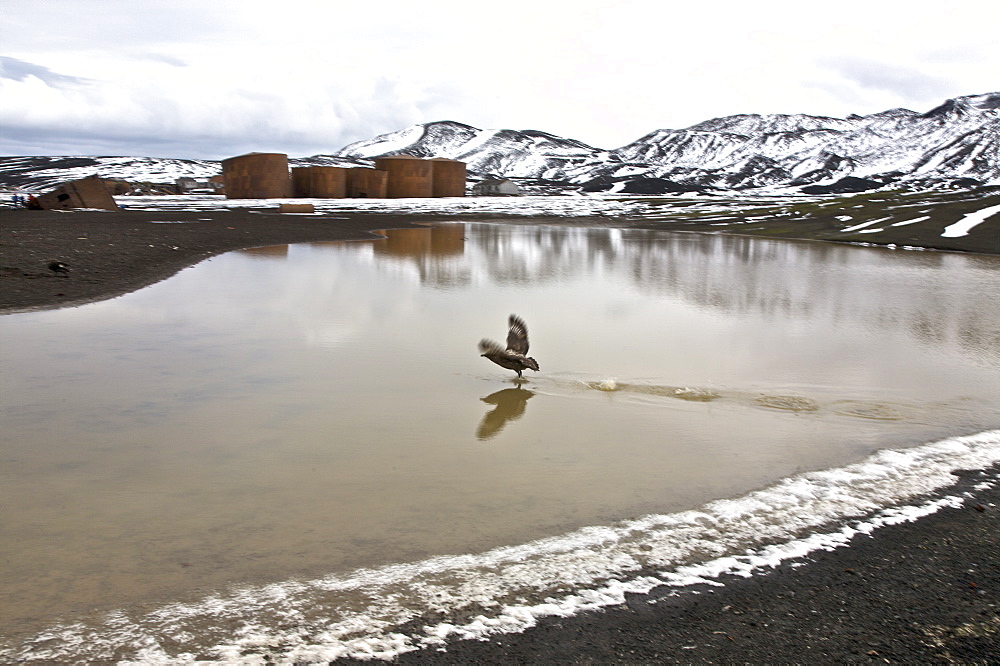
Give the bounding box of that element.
[1,0,997,158]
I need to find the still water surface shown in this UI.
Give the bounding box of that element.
[2,223,999,655]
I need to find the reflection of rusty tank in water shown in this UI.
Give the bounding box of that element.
[378,228,431,256]
[372,226,465,258]
[429,224,465,254]
[236,245,290,259]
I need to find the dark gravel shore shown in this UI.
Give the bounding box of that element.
[0,208,635,313]
[0,208,444,313]
[2,206,998,662]
[390,466,1000,664]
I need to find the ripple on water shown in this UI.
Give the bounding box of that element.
[831,400,909,421]
[585,380,722,402]
[670,387,723,402]
[754,395,821,412]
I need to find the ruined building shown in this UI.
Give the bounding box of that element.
[30,175,120,211]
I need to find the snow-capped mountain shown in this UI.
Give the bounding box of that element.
[332,92,1000,191]
[334,121,613,182]
[614,93,1000,190]
[1,92,997,194]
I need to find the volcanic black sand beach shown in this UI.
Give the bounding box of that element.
[391,467,1000,664]
[0,208,444,313]
[0,207,665,312]
[2,205,999,662]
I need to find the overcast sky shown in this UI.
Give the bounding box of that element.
[1,0,997,159]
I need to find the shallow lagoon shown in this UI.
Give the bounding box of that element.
[2,223,999,660]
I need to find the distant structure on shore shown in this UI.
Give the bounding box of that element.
[472,178,520,196]
[176,176,225,195]
[221,152,466,200]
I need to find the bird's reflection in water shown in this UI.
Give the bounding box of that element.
[476,386,535,441]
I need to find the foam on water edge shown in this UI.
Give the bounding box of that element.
[5,430,999,663]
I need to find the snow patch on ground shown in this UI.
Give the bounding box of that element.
[941,203,1000,237]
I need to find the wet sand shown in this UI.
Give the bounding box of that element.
[2,207,999,661]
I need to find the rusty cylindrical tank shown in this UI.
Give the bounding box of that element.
[221,153,292,199]
[346,168,388,198]
[291,166,347,198]
[430,158,467,197]
[374,155,433,198]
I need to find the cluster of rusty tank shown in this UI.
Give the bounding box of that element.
[220,152,466,199]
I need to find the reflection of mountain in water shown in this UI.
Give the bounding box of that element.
[367,225,1000,362]
[476,387,534,441]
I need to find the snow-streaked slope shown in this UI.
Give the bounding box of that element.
[0,156,223,190]
[330,92,999,189]
[594,92,1000,189]
[1,92,997,193]
[0,154,373,192]
[337,121,612,181]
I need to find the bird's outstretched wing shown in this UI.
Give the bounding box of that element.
[479,338,505,356]
[506,314,530,354]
